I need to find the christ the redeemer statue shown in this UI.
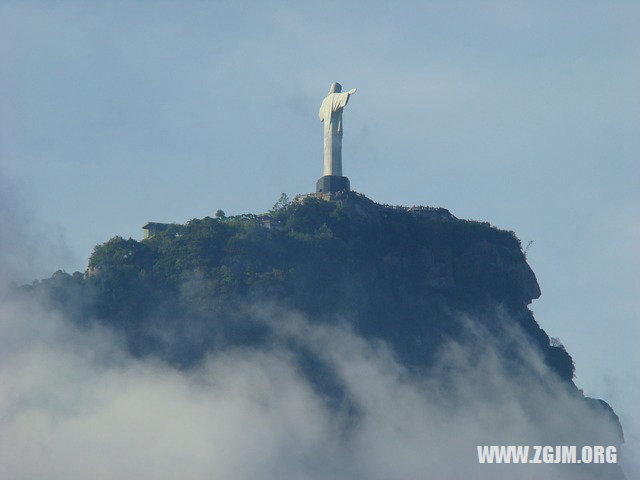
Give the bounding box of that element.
[316,82,356,194]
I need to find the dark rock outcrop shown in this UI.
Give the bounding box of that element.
[21,191,624,478]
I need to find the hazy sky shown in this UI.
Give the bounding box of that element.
[1,0,638,475]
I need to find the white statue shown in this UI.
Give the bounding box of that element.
[319,82,356,177]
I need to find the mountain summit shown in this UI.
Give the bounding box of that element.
[26,191,625,479]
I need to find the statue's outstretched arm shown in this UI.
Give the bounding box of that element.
[348,88,357,95]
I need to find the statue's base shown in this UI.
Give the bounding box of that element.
[316,175,350,194]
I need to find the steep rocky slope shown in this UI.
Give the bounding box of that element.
[24,191,625,478]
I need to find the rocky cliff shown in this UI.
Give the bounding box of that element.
[24,191,625,478]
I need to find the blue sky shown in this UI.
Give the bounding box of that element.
[1,0,639,473]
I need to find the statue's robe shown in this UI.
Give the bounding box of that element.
[319,92,350,176]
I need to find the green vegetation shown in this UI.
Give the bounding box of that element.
[27,192,574,379]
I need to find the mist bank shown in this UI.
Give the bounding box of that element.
[1,291,626,479]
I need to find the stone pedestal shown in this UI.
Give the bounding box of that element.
[316,175,350,194]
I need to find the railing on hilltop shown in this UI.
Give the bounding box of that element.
[289,190,496,226]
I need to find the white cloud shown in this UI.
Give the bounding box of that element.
[0,295,626,479]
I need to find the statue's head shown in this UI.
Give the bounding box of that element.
[329,82,342,94]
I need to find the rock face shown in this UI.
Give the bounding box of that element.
[31,191,575,378]
[26,191,625,478]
